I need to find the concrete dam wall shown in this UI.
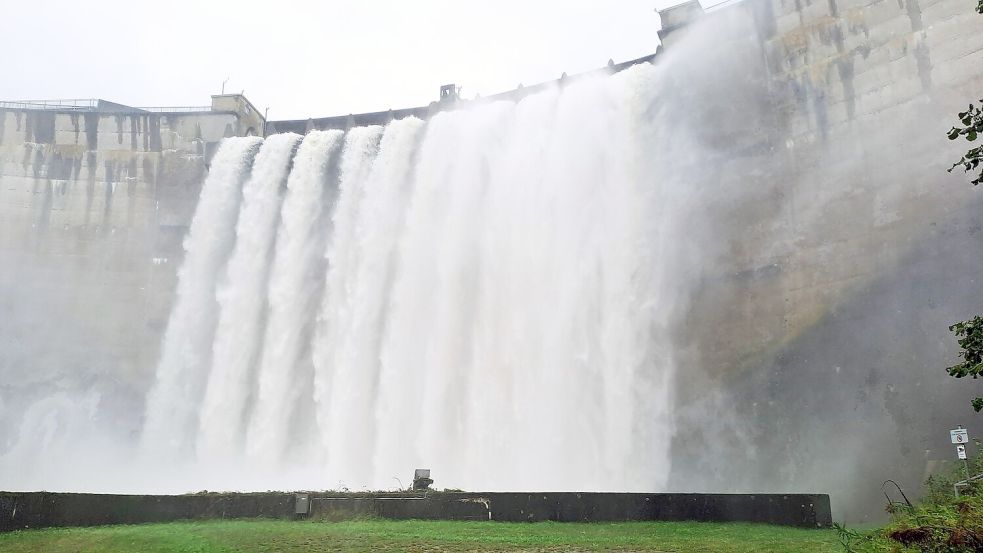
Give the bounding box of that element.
[0,0,981,522]
[643,0,983,519]
[0,95,264,460]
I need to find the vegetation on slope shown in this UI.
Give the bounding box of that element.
[837,449,983,552]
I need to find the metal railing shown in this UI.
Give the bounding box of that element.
[954,472,983,497]
[136,106,212,113]
[0,99,213,113]
[0,99,99,111]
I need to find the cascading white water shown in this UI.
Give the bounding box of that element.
[196,133,302,461]
[247,130,345,465]
[141,63,676,492]
[141,137,262,458]
[316,119,426,485]
[312,125,385,485]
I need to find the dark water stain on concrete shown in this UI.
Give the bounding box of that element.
[914,36,933,91]
[72,155,83,183]
[30,146,45,181]
[36,180,54,237]
[84,152,97,229]
[23,145,43,196]
[127,158,139,228]
[25,112,56,144]
[904,0,923,31]
[192,123,205,156]
[793,0,807,24]
[829,21,845,53]
[142,157,156,187]
[48,151,75,181]
[897,6,932,91]
[142,117,150,151]
[131,115,140,151]
[103,160,116,228]
[0,111,6,147]
[789,76,829,140]
[21,144,33,173]
[83,113,99,151]
[148,115,162,152]
[70,114,80,144]
[825,18,858,121]
[812,84,829,141]
[25,113,36,143]
[837,57,857,120]
[193,122,205,155]
[114,115,125,145]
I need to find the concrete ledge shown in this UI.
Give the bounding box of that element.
[0,491,831,531]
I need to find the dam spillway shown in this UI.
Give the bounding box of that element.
[142,63,676,492]
[0,0,982,521]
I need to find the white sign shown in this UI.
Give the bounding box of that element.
[958,444,968,460]
[951,428,970,444]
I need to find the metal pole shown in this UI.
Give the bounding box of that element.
[961,425,971,483]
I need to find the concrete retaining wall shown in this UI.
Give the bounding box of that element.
[0,492,294,532]
[0,491,831,531]
[310,492,832,527]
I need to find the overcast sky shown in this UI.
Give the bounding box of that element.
[0,0,717,120]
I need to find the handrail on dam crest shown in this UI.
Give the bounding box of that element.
[0,98,213,114]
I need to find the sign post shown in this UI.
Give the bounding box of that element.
[951,427,969,445]
[951,425,972,496]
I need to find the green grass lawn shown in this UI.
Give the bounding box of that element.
[0,519,840,552]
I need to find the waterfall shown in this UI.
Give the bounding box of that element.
[246,130,345,465]
[196,133,302,461]
[140,63,674,492]
[312,125,385,485]
[141,137,262,457]
[316,119,426,484]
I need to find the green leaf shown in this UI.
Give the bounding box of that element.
[945,317,983,410]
